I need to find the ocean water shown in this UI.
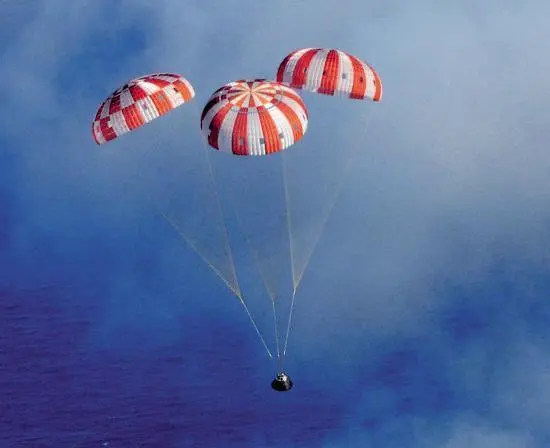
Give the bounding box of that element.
[0,285,354,447]
[4,269,549,447]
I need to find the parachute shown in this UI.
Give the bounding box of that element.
[276,48,382,101]
[200,79,308,156]
[92,73,195,144]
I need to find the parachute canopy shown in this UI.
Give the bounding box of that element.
[276,48,382,101]
[200,79,308,156]
[92,73,195,144]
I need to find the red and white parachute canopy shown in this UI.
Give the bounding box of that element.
[276,48,382,101]
[200,79,308,156]
[92,73,195,145]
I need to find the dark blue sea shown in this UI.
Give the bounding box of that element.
[1,283,369,447]
[4,244,550,447]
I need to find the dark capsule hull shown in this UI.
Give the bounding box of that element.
[271,376,293,392]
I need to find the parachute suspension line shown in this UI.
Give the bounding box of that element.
[201,147,274,360]
[227,200,282,362]
[293,106,376,293]
[226,186,277,303]
[193,101,242,298]
[197,155,274,359]
[281,107,377,356]
[282,151,298,290]
[238,294,273,359]
[203,145,242,297]
[280,150,299,357]
[158,101,241,297]
[225,196,282,362]
[272,299,282,369]
[161,212,241,297]
[283,287,297,356]
[177,148,272,358]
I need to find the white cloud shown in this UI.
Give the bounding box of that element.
[442,419,535,448]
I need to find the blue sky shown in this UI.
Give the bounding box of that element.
[2,1,550,446]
